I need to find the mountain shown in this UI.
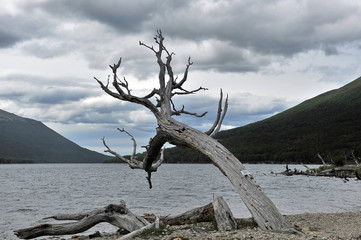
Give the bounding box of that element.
[0,109,110,163]
[164,76,361,164]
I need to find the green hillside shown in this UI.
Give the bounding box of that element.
[164,76,361,164]
[0,109,110,163]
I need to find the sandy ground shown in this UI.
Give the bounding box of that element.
[63,211,361,240]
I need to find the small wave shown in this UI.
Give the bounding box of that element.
[10,208,35,213]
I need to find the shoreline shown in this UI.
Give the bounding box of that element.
[65,211,361,240]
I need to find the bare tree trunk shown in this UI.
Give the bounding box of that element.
[158,118,295,232]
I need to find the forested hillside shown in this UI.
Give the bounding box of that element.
[163,76,361,164]
[0,109,110,163]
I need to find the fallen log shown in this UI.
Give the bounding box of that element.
[213,195,237,231]
[162,202,214,225]
[118,216,160,240]
[14,201,149,239]
[281,165,361,180]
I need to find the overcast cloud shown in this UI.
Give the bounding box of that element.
[1,0,361,154]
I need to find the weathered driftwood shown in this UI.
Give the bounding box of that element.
[14,201,149,239]
[317,153,328,166]
[213,195,237,231]
[95,30,297,233]
[351,150,360,165]
[162,202,214,225]
[281,165,361,180]
[118,216,160,240]
[141,203,214,226]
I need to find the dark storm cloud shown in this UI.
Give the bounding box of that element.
[0,28,21,47]
[41,0,159,32]
[3,0,360,75]
[160,1,361,57]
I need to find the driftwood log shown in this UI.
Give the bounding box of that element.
[281,165,361,180]
[14,201,220,239]
[162,202,214,225]
[213,195,237,231]
[14,201,149,239]
[118,216,160,240]
[14,198,244,239]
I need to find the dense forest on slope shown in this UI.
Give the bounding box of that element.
[0,109,110,163]
[161,76,361,164]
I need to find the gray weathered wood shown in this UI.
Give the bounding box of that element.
[157,117,296,232]
[213,195,237,231]
[117,216,159,240]
[14,202,149,239]
[163,202,214,225]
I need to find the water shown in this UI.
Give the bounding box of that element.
[1,164,360,239]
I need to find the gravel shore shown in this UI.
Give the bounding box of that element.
[66,212,361,240]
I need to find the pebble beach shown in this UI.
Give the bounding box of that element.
[65,211,361,240]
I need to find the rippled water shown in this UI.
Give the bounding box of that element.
[1,164,360,239]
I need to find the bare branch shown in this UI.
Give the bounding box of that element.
[142,88,159,99]
[94,77,124,100]
[174,57,193,89]
[109,57,122,74]
[171,103,208,117]
[205,89,224,135]
[205,89,229,137]
[101,137,142,169]
[102,127,167,189]
[116,76,131,95]
[172,86,208,96]
[317,153,327,166]
[139,41,157,54]
[117,128,137,161]
[95,59,158,113]
[210,94,228,137]
[351,150,360,165]
[140,31,166,92]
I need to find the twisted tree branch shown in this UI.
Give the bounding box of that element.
[102,128,167,188]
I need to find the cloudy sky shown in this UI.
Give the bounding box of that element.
[1,0,361,155]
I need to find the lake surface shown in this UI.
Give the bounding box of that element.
[1,164,360,239]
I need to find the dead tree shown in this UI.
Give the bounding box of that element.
[95,30,297,233]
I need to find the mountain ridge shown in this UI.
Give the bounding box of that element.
[0,109,110,163]
[164,76,361,164]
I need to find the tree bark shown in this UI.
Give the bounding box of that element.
[213,195,237,231]
[162,203,214,225]
[14,202,148,239]
[157,117,296,233]
[118,217,159,240]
